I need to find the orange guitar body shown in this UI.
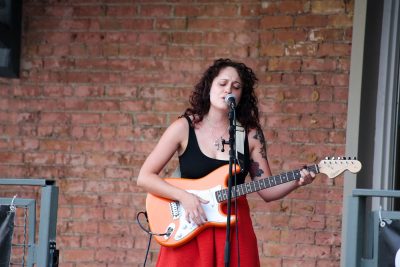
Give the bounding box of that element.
[146,164,241,247]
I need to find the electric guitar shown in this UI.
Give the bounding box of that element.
[145,157,362,247]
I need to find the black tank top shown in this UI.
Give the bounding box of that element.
[179,115,250,184]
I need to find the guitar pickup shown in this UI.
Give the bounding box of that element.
[169,201,180,220]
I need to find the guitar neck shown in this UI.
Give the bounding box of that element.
[215,164,320,203]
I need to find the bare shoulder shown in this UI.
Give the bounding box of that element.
[160,116,189,147]
[167,116,189,135]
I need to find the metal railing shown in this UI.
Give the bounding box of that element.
[0,179,59,267]
[344,189,400,267]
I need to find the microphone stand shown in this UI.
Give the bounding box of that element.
[223,103,237,267]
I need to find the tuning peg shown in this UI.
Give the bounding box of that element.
[325,156,330,160]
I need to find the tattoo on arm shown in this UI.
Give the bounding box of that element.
[250,160,264,179]
[253,128,267,160]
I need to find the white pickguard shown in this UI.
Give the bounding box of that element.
[173,185,227,241]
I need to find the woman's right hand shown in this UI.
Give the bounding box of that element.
[179,191,209,225]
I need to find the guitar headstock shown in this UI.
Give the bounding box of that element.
[318,157,362,179]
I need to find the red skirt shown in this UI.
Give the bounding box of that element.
[156,196,260,267]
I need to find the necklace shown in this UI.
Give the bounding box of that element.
[214,136,224,151]
[206,117,228,151]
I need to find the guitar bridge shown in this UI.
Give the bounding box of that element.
[169,201,180,220]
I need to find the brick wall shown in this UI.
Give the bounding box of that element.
[0,0,353,266]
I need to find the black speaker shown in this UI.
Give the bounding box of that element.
[0,0,22,78]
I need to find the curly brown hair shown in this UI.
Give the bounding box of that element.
[183,58,261,130]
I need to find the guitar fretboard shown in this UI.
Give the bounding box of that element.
[215,164,319,203]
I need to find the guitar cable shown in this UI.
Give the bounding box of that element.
[136,211,170,267]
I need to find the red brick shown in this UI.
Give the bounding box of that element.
[275,29,308,43]
[63,249,96,262]
[0,151,23,163]
[95,248,126,262]
[204,4,238,16]
[268,58,302,71]
[0,165,26,177]
[260,44,285,56]
[271,214,291,227]
[104,206,135,221]
[263,242,297,257]
[105,167,133,179]
[167,46,202,58]
[312,1,346,14]
[73,208,104,222]
[318,102,348,114]
[302,58,337,71]
[260,257,281,267]
[295,244,332,258]
[283,259,316,267]
[241,4,262,16]
[71,113,101,124]
[277,1,310,14]
[98,221,131,235]
[13,138,40,151]
[67,220,99,234]
[260,31,274,43]
[328,14,353,27]
[40,139,70,151]
[316,259,340,267]
[281,229,314,244]
[40,112,71,124]
[59,179,85,193]
[295,15,329,27]
[105,6,138,16]
[135,113,167,126]
[58,235,81,248]
[140,4,172,17]
[25,152,55,164]
[87,100,120,111]
[292,201,316,215]
[155,18,186,30]
[171,32,203,44]
[266,114,301,128]
[203,31,235,45]
[283,102,318,114]
[318,43,352,57]
[260,15,294,29]
[138,32,169,44]
[12,85,42,97]
[315,231,341,246]
[73,6,106,17]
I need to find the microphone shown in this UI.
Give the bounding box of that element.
[224,94,236,109]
